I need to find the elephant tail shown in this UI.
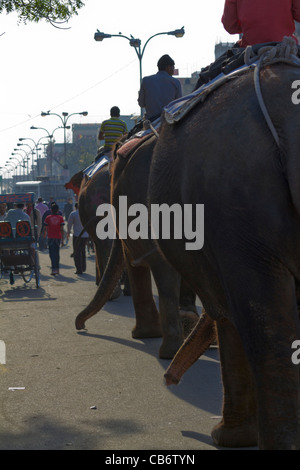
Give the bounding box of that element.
[75,236,125,330]
[164,311,216,386]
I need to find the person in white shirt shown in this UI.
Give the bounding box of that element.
[67,203,89,275]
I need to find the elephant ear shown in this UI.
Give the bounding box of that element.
[65,170,83,195]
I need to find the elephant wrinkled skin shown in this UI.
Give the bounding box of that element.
[149,63,300,449]
[75,136,201,359]
[65,165,112,285]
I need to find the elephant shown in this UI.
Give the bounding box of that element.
[148,44,300,449]
[75,135,203,359]
[65,163,127,295]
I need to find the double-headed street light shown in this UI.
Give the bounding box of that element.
[40,111,88,169]
[11,153,29,179]
[18,137,40,179]
[94,27,185,87]
[30,125,69,176]
[9,155,23,180]
[13,148,30,176]
[5,162,17,183]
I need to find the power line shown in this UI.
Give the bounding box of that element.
[0,59,136,134]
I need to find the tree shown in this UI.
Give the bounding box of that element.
[0,1,85,27]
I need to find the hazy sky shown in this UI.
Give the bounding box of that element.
[0,0,238,173]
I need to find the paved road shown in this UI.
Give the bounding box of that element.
[0,241,238,451]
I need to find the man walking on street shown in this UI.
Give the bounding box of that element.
[43,204,65,276]
[67,203,89,275]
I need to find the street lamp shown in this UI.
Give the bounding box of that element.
[18,138,43,179]
[0,168,6,193]
[5,162,16,171]
[94,27,185,87]
[5,162,17,185]
[9,152,27,179]
[13,148,30,177]
[40,111,88,169]
[30,125,67,176]
[9,156,23,180]
[17,141,39,179]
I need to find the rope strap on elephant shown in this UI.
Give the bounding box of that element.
[244,37,300,147]
[164,37,300,148]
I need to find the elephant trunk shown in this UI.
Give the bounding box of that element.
[164,311,216,386]
[75,237,125,330]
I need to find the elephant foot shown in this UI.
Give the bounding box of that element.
[211,419,258,448]
[159,336,183,359]
[132,323,162,339]
[179,310,199,338]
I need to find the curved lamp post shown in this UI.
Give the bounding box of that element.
[13,148,30,177]
[18,138,42,179]
[5,163,17,189]
[17,141,38,179]
[40,111,88,169]
[30,125,68,175]
[0,168,6,192]
[94,27,185,87]
[9,156,23,180]
[12,152,30,178]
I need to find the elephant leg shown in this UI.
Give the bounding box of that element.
[179,279,199,338]
[151,265,185,359]
[179,279,197,314]
[214,271,300,449]
[211,318,258,448]
[122,268,131,296]
[248,277,300,450]
[126,261,162,340]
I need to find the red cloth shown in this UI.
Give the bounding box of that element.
[44,214,65,239]
[222,0,300,47]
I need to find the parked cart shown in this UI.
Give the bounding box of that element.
[0,192,40,288]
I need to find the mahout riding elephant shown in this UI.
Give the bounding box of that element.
[75,135,202,359]
[148,44,300,449]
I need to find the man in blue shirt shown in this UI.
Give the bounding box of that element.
[138,54,182,121]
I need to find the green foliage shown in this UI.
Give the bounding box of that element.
[0,1,85,26]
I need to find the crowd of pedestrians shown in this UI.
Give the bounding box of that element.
[0,196,92,277]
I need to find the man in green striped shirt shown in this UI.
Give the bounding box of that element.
[98,106,128,159]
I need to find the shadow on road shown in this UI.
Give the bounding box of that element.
[0,284,55,302]
[0,415,143,450]
[77,330,222,418]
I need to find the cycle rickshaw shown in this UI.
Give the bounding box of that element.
[0,192,40,288]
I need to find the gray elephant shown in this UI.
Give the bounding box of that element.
[75,135,202,359]
[148,44,300,449]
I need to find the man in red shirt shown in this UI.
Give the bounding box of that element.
[222,0,300,47]
[43,204,65,275]
[197,0,300,86]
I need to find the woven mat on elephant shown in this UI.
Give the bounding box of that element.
[164,63,254,125]
[83,155,109,178]
[116,133,154,159]
[164,39,300,125]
